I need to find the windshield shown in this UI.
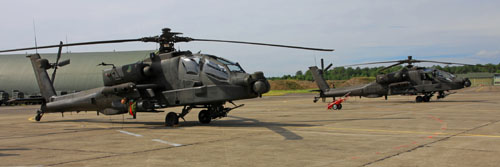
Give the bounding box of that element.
[437,70,455,79]
[203,59,229,80]
[215,57,245,72]
[427,69,455,81]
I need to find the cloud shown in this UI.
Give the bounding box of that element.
[475,50,500,59]
[1,0,500,76]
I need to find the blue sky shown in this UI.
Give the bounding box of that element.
[1,0,499,76]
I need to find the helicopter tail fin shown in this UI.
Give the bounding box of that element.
[28,54,56,102]
[309,66,330,92]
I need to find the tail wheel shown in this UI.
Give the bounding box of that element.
[165,112,179,126]
[338,104,342,110]
[198,110,211,124]
[415,96,423,103]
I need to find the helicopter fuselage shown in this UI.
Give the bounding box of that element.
[33,51,270,116]
[310,66,471,102]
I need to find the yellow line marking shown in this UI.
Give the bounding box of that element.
[28,117,35,122]
[301,126,500,138]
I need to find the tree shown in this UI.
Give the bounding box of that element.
[295,70,303,76]
[272,64,499,81]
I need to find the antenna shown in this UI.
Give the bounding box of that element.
[314,55,317,66]
[32,18,38,53]
[65,35,69,53]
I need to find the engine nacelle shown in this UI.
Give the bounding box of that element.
[376,71,406,84]
[102,63,152,86]
[102,82,136,95]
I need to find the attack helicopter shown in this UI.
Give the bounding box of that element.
[309,56,472,103]
[0,28,333,126]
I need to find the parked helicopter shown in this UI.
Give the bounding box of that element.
[309,56,472,103]
[0,28,333,126]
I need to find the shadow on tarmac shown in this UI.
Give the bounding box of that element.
[0,148,30,157]
[41,115,313,140]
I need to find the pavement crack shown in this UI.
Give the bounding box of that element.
[360,120,500,167]
[31,147,120,154]
[425,145,497,153]
[0,128,108,140]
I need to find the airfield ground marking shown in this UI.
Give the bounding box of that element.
[151,139,183,147]
[117,130,143,137]
[116,130,184,147]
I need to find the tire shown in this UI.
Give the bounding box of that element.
[338,104,342,110]
[198,110,211,124]
[423,96,430,102]
[332,104,338,110]
[165,112,179,126]
[416,96,423,103]
[35,113,42,122]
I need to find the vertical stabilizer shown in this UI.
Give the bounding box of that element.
[28,54,56,101]
[309,66,330,92]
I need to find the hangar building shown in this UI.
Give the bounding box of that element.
[0,51,152,95]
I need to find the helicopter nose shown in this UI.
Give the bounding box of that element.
[250,71,270,94]
[463,78,471,87]
[253,80,270,94]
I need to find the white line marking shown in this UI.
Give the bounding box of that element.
[117,130,143,137]
[152,139,183,147]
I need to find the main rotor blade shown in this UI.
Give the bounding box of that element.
[191,38,334,52]
[380,62,404,71]
[416,60,473,66]
[0,36,334,53]
[344,60,402,67]
[0,38,143,53]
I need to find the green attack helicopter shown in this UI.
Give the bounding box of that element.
[310,56,472,103]
[0,28,333,126]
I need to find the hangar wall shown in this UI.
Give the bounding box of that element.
[0,50,152,95]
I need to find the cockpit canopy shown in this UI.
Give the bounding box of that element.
[422,68,455,81]
[180,54,245,80]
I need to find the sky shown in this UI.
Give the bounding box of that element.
[1,0,499,76]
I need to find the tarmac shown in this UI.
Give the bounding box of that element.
[1,86,500,167]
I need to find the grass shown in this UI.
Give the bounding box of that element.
[263,89,316,96]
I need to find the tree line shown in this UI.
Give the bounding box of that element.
[270,63,500,81]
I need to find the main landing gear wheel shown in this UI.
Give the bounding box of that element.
[337,104,342,110]
[423,96,430,102]
[165,112,179,126]
[198,110,211,124]
[35,110,43,122]
[415,96,423,103]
